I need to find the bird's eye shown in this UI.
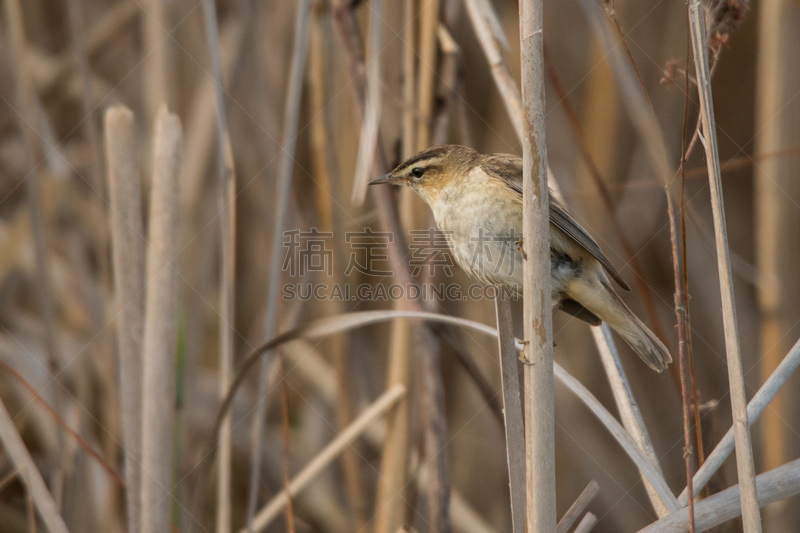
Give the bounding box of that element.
[411,167,425,178]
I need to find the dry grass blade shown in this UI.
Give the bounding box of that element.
[640,458,800,533]
[351,0,383,205]
[242,385,407,533]
[0,398,68,533]
[105,105,145,531]
[556,480,599,533]
[688,3,761,531]
[679,336,800,504]
[592,325,670,516]
[519,0,557,531]
[247,0,312,527]
[494,296,526,533]
[140,106,182,533]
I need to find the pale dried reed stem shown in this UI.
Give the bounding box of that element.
[641,458,800,533]
[140,106,182,533]
[247,0,312,527]
[243,385,407,533]
[556,480,599,533]
[519,0,556,530]
[0,398,68,533]
[105,105,145,533]
[592,325,673,515]
[573,513,598,533]
[494,296,526,533]
[688,4,761,531]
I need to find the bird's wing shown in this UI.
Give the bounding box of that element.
[483,155,631,292]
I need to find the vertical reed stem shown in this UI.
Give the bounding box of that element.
[140,107,182,533]
[688,3,761,531]
[105,106,145,533]
[519,0,556,531]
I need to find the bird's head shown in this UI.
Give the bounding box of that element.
[369,145,479,205]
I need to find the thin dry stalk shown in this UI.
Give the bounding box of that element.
[0,359,126,488]
[573,513,598,533]
[199,0,234,528]
[140,107,182,533]
[182,20,244,215]
[543,52,672,361]
[592,325,670,516]
[351,0,383,205]
[216,139,236,533]
[667,188,696,532]
[577,0,672,181]
[519,0,556,531]
[418,325,451,533]
[415,0,440,149]
[278,356,296,533]
[105,105,145,531]
[0,399,69,533]
[641,458,800,533]
[494,296,526,533]
[688,4,761,531]
[556,480,599,533]
[679,336,800,504]
[247,0,312,528]
[243,385,408,533]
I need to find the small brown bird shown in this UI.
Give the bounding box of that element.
[370,145,671,371]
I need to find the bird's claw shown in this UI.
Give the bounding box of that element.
[515,238,527,259]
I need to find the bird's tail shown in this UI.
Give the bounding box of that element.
[569,276,672,372]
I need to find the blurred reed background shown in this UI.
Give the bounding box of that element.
[0,0,798,531]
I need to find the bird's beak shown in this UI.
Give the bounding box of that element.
[369,173,405,186]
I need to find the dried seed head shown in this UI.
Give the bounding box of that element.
[704,0,749,54]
